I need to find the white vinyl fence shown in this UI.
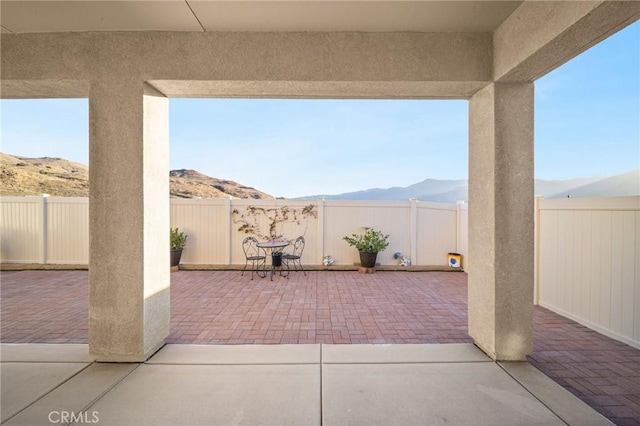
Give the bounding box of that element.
[1,196,467,267]
[1,196,44,263]
[170,198,466,267]
[537,196,640,349]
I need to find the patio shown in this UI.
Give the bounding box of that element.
[1,270,639,424]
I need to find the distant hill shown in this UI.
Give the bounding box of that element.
[0,153,89,197]
[3,152,636,201]
[297,169,639,202]
[547,169,640,198]
[297,179,468,203]
[0,153,273,199]
[534,177,604,197]
[169,169,272,199]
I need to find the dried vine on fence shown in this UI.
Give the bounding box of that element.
[231,204,317,240]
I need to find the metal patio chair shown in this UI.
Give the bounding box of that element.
[241,236,266,280]
[282,236,306,276]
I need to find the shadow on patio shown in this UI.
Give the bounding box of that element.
[1,270,639,424]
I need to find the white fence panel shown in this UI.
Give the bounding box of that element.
[539,209,558,308]
[537,197,640,349]
[46,197,89,264]
[323,201,411,266]
[170,199,228,265]
[618,211,636,340]
[416,202,457,266]
[589,211,603,329]
[0,196,44,263]
[457,202,468,263]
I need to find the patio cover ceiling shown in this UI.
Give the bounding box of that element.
[0,1,523,34]
[1,1,637,99]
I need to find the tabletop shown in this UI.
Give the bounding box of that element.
[256,240,289,249]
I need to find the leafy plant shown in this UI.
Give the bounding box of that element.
[343,228,390,253]
[170,227,187,250]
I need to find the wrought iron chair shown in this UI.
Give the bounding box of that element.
[241,236,266,280]
[282,236,306,276]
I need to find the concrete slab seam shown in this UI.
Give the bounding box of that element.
[319,343,324,426]
[321,360,493,365]
[496,362,568,425]
[1,362,94,424]
[0,360,94,364]
[144,362,321,366]
[76,363,143,419]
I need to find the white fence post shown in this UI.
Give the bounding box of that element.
[456,200,463,254]
[317,198,325,264]
[534,196,544,305]
[224,196,232,265]
[410,198,418,263]
[41,194,50,264]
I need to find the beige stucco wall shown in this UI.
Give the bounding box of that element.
[88,81,170,361]
[1,31,491,99]
[494,1,640,82]
[2,2,637,95]
[468,82,535,360]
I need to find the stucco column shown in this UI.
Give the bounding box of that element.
[89,81,170,362]
[468,82,534,361]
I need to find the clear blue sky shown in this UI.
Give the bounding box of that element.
[1,22,638,198]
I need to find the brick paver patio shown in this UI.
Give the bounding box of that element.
[530,308,640,426]
[168,270,470,345]
[1,270,639,424]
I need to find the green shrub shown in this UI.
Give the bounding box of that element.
[170,228,187,250]
[343,228,389,253]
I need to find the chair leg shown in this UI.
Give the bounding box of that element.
[291,259,304,275]
[258,258,267,278]
[283,258,303,277]
[242,260,249,277]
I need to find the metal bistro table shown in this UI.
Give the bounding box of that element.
[256,240,290,281]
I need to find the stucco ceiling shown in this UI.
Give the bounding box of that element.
[0,1,523,34]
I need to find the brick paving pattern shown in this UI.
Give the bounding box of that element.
[1,270,639,424]
[531,307,640,426]
[1,271,88,343]
[168,270,470,345]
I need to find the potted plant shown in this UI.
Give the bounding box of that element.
[343,228,389,268]
[170,227,187,271]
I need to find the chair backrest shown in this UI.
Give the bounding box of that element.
[242,236,262,258]
[291,236,305,257]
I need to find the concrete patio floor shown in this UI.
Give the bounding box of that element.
[1,343,610,425]
[1,270,639,424]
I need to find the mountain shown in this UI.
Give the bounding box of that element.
[300,179,468,203]
[547,169,640,198]
[534,177,604,197]
[169,169,272,199]
[0,153,273,199]
[3,152,635,201]
[297,169,639,202]
[0,153,89,197]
